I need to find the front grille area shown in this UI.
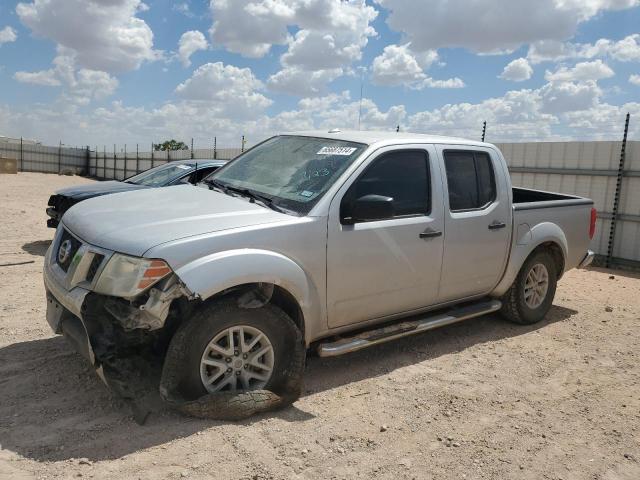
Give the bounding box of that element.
[56,229,83,272]
[85,253,105,282]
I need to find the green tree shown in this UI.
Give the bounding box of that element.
[154,139,189,151]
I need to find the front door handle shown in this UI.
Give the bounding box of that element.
[420,229,443,239]
[488,221,507,230]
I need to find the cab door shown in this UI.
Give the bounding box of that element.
[435,146,512,303]
[326,145,445,328]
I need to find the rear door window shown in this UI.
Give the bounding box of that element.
[444,151,496,211]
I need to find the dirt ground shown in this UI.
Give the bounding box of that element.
[0,172,639,480]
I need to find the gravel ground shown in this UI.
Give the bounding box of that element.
[1,172,639,480]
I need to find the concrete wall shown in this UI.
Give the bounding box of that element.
[496,141,640,266]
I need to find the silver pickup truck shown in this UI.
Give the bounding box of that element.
[43,131,596,415]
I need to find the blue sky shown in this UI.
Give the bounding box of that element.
[0,0,639,148]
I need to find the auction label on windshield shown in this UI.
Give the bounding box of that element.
[317,146,357,156]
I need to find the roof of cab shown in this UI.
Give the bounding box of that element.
[285,130,492,149]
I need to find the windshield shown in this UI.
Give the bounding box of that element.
[209,136,366,214]
[126,162,193,186]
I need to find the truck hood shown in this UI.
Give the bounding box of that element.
[62,185,290,256]
[55,180,148,199]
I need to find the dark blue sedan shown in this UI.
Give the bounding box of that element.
[46,159,227,228]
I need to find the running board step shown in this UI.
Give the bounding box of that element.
[317,299,502,357]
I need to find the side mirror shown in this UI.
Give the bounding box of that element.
[343,194,394,224]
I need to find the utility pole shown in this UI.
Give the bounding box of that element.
[606,112,631,268]
[358,70,364,131]
[481,121,487,142]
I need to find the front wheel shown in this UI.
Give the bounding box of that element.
[500,250,558,325]
[163,298,303,401]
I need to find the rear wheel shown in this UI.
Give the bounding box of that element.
[500,250,557,325]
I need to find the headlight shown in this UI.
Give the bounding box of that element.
[94,254,172,298]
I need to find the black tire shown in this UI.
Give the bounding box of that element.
[163,297,302,401]
[500,250,558,325]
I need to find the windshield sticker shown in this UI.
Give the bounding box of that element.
[300,190,314,198]
[317,146,357,156]
[175,164,191,170]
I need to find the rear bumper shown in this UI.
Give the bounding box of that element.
[578,250,595,268]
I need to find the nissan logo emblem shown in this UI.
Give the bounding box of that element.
[58,239,73,264]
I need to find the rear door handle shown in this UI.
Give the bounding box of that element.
[420,229,443,239]
[488,221,507,230]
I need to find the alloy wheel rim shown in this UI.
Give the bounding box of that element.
[200,325,274,393]
[524,263,549,309]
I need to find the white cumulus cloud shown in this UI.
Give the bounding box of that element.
[14,50,119,103]
[499,58,533,82]
[178,30,208,67]
[175,62,272,118]
[0,26,17,45]
[210,1,378,96]
[267,66,344,97]
[16,0,159,72]
[528,34,640,64]
[544,60,615,83]
[630,74,640,86]
[375,0,640,55]
[371,43,463,89]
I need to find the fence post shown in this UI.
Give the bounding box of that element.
[481,121,487,142]
[241,135,245,152]
[95,146,98,177]
[606,112,631,268]
[167,147,170,162]
[136,144,140,174]
[58,141,62,174]
[113,144,116,180]
[103,146,106,178]
[151,143,155,168]
[124,144,127,178]
[214,137,217,159]
[20,136,23,172]
[85,146,90,175]
[191,138,194,159]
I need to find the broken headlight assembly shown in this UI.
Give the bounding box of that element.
[94,254,172,298]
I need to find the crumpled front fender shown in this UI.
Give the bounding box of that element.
[173,249,321,344]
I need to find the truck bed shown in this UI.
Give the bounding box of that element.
[512,187,593,211]
[509,187,594,278]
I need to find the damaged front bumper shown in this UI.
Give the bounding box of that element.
[43,229,190,422]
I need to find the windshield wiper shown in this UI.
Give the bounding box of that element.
[203,178,229,194]
[223,185,287,214]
